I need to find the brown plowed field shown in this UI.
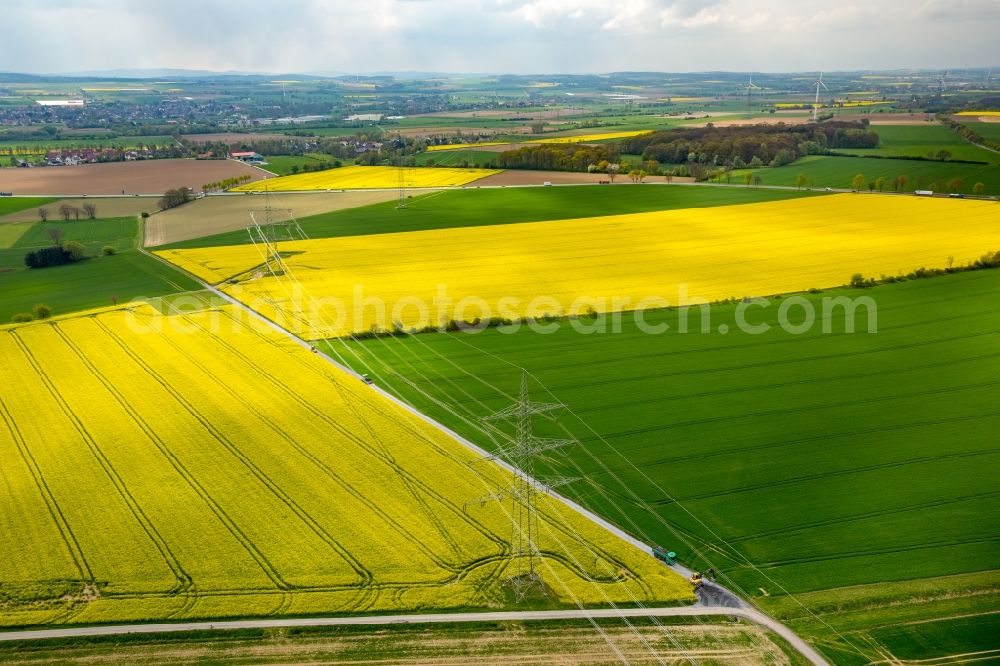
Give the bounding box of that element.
[0,159,265,195]
[144,190,409,246]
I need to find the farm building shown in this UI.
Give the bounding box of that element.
[229,151,265,164]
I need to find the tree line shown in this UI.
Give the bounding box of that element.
[940,115,1000,153]
[487,122,880,175]
[495,144,619,171]
[37,202,97,222]
[201,174,254,192]
[619,121,879,169]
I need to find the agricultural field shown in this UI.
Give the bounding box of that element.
[341,268,1000,664]
[534,130,654,144]
[258,154,336,176]
[0,159,265,196]
[967,121,1000,144]
[157,184,821,250]
[733,154,1000,194]
[234,165,501,192]
[0,619,801,664]
[414,148,502,168]
[3,62,999,662]
[156,194,1000,339]
[0,198,152,223]
[0,215,198,321]
[836,123,999,163]
[956,111,1000,119]
[0,197,55,218]
[0,303,692,628]
[426,142,508,152]
[144,190,406,246]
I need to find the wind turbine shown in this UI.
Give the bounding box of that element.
[812,72,828,122]
[744,73,761,117]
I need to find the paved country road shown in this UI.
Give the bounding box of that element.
[0,605,828,665]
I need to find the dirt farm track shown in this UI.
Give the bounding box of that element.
[0,159,265,196]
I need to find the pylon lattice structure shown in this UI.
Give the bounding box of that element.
[246,192,308,278]
[466,371,577,601]
[396,163,408,209]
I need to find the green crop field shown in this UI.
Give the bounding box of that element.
[968,121,1000,144]
[0,198,56,217]
[870,612,1000,661]
[9,217,138,257]
[0,252,198,321]
[414,148,501,167]
[734,154,1000,194]
[159,184,826,249]
[838,123,999,163]
[0,216,198,321]
[340,269,1000,663]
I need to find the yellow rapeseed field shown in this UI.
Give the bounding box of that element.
[233,165,500,192]
[534,130,653,144]
[426,142,507,152]
[157,194,1000,339]
[0,304,691,627]
[956,111,1000,117]
[838,100,891,107]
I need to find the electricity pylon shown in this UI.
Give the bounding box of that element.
[396,161,408,209]
[466,370,577,601]
[246,189,307,277]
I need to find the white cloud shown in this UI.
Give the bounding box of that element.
[0,0,995,74]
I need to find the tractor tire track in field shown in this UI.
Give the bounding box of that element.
[333,377,471,563]
[419,327,1000,407]
[663,446,1000,503]
[293,358,637,586]
[94,318,374,589]
[212,312,632,588]
[299,350,659,592]
[610,410,1000,473]
[53,322,295,593]
[556,346,1000,418]
[155,329,468,576]
[726,489,1000,545]
[574,376,1000,446]
[428,303,1000,393]
[10,330,190,595]
[204,312,508,552]
[0,387,93,586]
[308,341,471,564]
[335,385,473,564]
[754,535,1000,570]
[405,284,1000,382]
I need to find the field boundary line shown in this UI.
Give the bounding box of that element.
[202,289,827,665]
[136,236,829,666]
[0,605,823,655]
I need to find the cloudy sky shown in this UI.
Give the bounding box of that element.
[3,0,998,75]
